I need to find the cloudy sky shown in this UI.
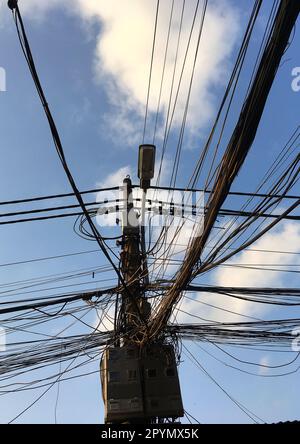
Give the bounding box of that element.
[0,0,299,424]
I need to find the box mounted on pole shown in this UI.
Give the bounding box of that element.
[138,144,156,191]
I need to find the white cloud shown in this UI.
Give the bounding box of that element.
[2,0,241,143]
[214,222,300,288]
[97,165,132,189]
[176,222,300,323]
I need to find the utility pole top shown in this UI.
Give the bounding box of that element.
[138,144,156,190]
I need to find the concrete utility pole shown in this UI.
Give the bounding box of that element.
[119,176,149,333]
[101,146,184,424]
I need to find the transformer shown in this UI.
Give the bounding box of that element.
[101,344,184,423]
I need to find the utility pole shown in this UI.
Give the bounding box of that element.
[101,146,184,424]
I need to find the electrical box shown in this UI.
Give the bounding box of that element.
[101,344,184,423]
[138,145,156,190]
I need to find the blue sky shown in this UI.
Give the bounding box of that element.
[0,0,299,424]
